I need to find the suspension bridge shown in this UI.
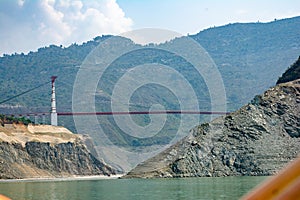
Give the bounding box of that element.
[0,77,229,125]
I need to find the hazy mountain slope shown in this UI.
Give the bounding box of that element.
[0,36,111,111]
[192,16,300,110]
[0,17,299,141]
[124,78,300,178]
[124,56,300,178]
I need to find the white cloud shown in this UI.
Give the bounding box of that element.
[0,0,133,55]
[17,0,25,6]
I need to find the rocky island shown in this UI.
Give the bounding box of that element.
[0,121,117,179]
[124,57,300,178]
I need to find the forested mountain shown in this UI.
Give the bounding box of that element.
[0,17,299,148]
[191,16,300,109]
[0,35,111,111]
[125,58,300,178]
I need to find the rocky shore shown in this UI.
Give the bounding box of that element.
[0,124,117,179]
[124,79,300,178]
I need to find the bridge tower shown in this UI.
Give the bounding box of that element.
[51,76,57,126]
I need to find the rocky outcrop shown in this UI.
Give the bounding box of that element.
[277,56,300,84]
[124,79,300,178]
[0,124,117,179]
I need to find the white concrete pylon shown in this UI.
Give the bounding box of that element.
[51,76,57,126]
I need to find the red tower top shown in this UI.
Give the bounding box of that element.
[51,76,57,84]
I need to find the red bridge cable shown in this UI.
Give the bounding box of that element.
[57,111,230,116]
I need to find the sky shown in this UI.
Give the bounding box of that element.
[0,0,299,55]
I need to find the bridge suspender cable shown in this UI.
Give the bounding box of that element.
[0,81,50,105]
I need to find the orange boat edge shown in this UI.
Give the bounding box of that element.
[241,155,300,200]
[0,194,11,200]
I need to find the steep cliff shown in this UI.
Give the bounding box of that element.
[277,56,300,84]
[0,124,117,179]
[124,79,300,178]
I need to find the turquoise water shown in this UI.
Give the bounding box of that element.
[0,176,266,200]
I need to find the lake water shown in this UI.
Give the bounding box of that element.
[0,176,267,200]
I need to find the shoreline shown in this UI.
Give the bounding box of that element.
[0,174,125,183]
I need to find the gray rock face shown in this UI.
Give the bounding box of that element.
[0,141,116,179]
[124,80,300,178]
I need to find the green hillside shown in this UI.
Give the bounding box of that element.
[192,16,300,109]
[0,17,300,148]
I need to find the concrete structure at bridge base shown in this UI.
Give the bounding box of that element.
[50,76,57,126]
[51,112,57,126]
